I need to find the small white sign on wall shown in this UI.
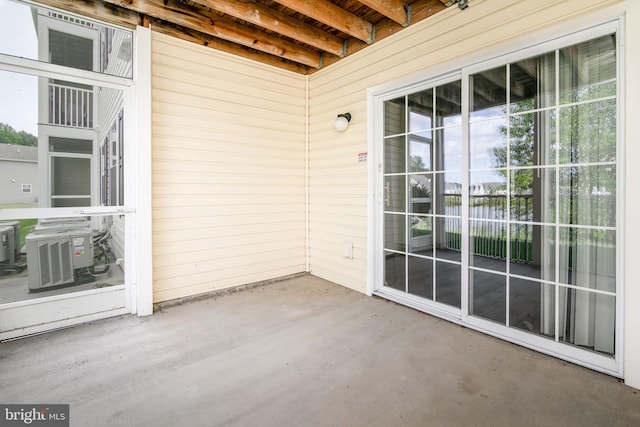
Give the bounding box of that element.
[358,152,368,162]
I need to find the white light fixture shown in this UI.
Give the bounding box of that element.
[334,113,351,132]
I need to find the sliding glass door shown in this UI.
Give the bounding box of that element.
[375,24,620,374]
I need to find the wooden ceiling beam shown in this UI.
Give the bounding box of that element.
[150,18,310,74]
[189,0,345,57]
[30,0,138,29]
[104,0,322,68]
[273,0,375,43]
[358,0,409,26]
[315,0,446,72]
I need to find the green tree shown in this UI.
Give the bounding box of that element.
[0,123,37,146]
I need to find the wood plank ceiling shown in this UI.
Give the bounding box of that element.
[31,0,470,74]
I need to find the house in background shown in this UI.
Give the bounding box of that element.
[1,0,640,393]
[0,143,37,206]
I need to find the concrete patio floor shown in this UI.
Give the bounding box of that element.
[1,274,639,426]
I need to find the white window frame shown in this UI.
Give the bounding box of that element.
[368,19,624,378]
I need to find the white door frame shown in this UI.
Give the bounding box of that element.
[367,18,623,378]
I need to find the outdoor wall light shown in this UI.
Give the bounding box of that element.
[334,113,352,132]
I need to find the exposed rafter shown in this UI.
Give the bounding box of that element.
[29,0,462,74]
[189,0,346,57]
[103,0,322,68]
[273,0,375,43]
[359,0,409,26]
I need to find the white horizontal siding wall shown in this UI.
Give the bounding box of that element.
[307,0,623,293]
[151,33,307,302]
[308,0,640,389]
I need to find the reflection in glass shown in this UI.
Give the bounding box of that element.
[470,270,506,324]
[435,217,461,262]
[409,175,431,214]
[470,220,507,272]
[384,251,405,292]
[559,287,615,355]
[558,101,616,164]
[384,175,406,212]
[558,227,615,293]
[0,0,133,78]
[436,261,460,308]
[436,173,462,216]
[508,112,556,167]
[557,165,616,227]
[510,224,555,281]
[469,117,508,170]
[409,215,432,256]
[470,66,507,120]
[408,88,433,132]
[509,278,555,339]
[384,214,406,252]
[510,53,556,112]
[409,133,432,172]
[0,216,125,304]
[439,125,462,171]
[408,255,432,299]
[560,34,616,105]
[436,81,461,118]
[384,97,406,136]
[510,168,555,224]
[384,136,406,174]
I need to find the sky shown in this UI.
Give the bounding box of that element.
[0,0,40,135]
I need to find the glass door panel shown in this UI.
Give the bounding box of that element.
[377,29,619,370]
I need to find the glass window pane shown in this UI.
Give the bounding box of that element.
[510,168,555,224]
[470,270,506,324]
[469,117,508,170]
[50,29,93,71]
[509,278,555,339]
[384,251,405,292]
[470,220,507,272]
[409,215,432,256]
[408,89,433,132]
[558,100,616,164]
[558,287,615,355]
[557,165,616,227]
[560,34,616,104]
[408,255,433,299]
[435,172,462,216]
[510,224,555,281]
[384,136,406,174]
[0,1,133,78]
[470,66,507,121]
[52,157,90,196]
[558,228,616,293]
[384,97,406,136]
[435,217,461,262]
[409,133,432,172]
[436,261,461,308]
[509,112,556,167]
[50,137,92,154]
[384,214,406,252]
[437,125,462,171]
[510,53,556,112]
[409,174,431,214]
[384,176,405,212]
[436,81,461,119]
